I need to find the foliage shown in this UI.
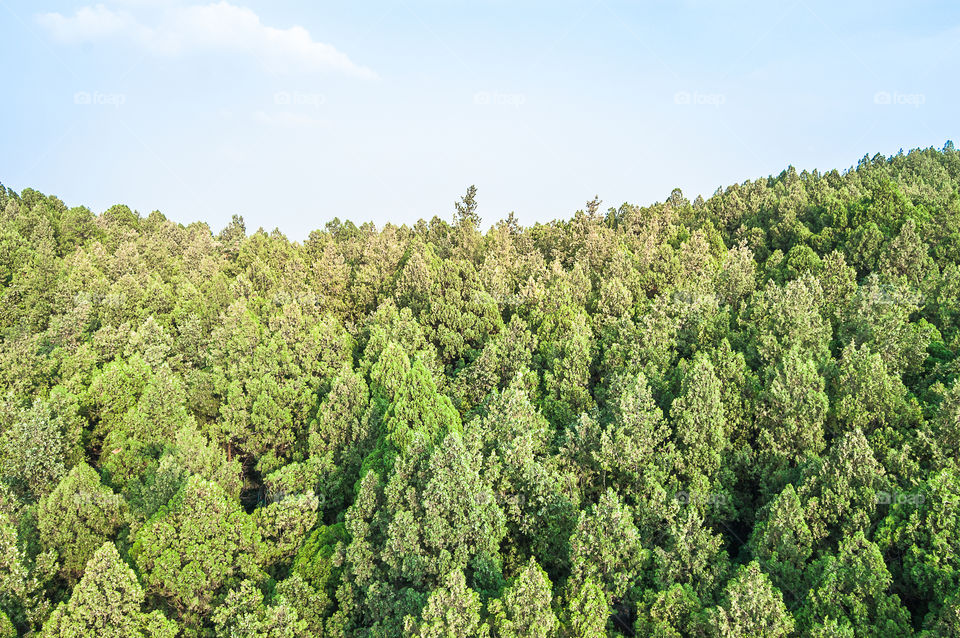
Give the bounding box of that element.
[2,144,960,634]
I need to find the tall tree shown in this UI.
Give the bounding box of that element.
[37,462,127,583]
[131,476,261,625]
[42,542,177,638]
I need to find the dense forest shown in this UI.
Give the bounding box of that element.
[2,144,960,637]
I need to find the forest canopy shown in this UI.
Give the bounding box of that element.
[2,143,960,636]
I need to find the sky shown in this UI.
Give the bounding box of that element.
[0,0,958,240]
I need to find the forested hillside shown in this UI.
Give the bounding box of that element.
[3,144,960,637]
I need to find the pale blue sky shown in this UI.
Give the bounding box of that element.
[1,0,957,239]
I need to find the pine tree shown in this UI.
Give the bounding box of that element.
[37,462,127,582]
[43,542,177,638]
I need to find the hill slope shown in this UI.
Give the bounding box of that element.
[2,143,960,636]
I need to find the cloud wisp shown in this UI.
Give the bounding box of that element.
[37,1,376,78]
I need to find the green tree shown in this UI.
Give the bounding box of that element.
[480,373,577,573]
[382,430,505,589]
[569,488,647,603]
[212,579,308,638]
[488,557,558,638]
[305,365,374,516]
[740,273,831,367]
[384,358,461,455]
[670,353,728,488]
[454,185,481,230]
[653,506,730,601]
[1,398,70,500]
[634,584,707,638]
[798,532,912,637]
[797,428,888,546]
[832,341,913,435]
[709,561,795,637]
[253,492,319,569]
[750,483,813,600]
[37,462,127,582]
[536,303,596,426]
[42,542,177,638]
[876,469,960,619]
[600,371,674,501]
[0,511,57,632]
[563,576,608,638]
[757,349,827,489]
[131,476,260,625]
[927,378,960,470]
[405,570,487,638]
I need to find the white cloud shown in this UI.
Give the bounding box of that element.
[36,1,375,78]
[38,4,138,40]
